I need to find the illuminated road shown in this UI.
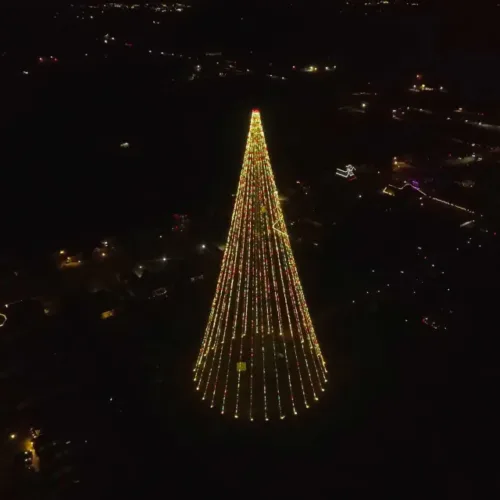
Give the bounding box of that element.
[383,182,475,215]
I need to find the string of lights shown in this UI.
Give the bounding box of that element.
[383,182,475,214]
[194,109,327,420]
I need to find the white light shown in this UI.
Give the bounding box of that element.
[201,244,206,250]
[336,164,356,179]
[162,257,167,262]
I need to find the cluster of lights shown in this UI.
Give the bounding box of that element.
[460,220,475,228]
[193,110,327,420]
[336,164,356,180]
[80,3,189,12]
[301,65,336,73]
[383,182,475,214]
[464,119,500,132]
[352,247,460,328]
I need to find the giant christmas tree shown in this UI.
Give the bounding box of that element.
[194,109,327,420]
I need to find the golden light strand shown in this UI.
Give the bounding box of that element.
[258,179,284,419]
[194,147,250,386]
[209,153,252,408]
[234,151,255,419]
[259,147,309,410]
[263,160,324,395]
[271,210,319,402]
[222,137,255,416]
[260,135,328,386]
[201,155,249,401]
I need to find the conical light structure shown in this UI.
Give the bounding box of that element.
[194,109,327,421]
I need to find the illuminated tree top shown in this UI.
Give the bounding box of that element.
[194,109,327,421]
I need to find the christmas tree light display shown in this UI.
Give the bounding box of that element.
[193,109,327,421]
